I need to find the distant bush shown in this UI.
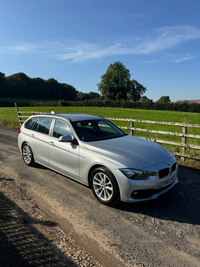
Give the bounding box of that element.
[58,100,70,106]
[66,100,200,113]
[30,101,59,107]
[0,99,31,107]
[1,98,200,113]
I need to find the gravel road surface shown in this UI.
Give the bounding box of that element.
[0,126,200,267]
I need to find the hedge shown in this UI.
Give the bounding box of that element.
[1,99,200,113]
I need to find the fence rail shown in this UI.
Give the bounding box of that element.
[11,104,200,161]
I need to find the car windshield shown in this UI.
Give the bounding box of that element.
[72,119,125,142]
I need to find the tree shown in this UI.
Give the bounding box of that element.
[127,79,146,102]
[6,72,31,98]
[77,92,89,101]
[0,72,7,97]
[46,78,60,99]
[88,91,100,100]
[77,91,101,101]
[156,96,171,103]
[97,61,131,100]
[139,95,153,103]
[31,77,47,99]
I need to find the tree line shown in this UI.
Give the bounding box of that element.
[0,61,149,103]
[0,61,174,105]
[0,72,100,101]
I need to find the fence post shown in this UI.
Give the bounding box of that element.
[130,119,134,135]
[181,126,187,161]
[15,102,22,126]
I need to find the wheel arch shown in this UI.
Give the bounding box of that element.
[88,164,120,192]
[21,141,29,151]
[88,164,105,188]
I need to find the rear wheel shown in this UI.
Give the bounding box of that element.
[91,167,120,206]
[22,143,35,166]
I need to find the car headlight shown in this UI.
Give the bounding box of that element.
[120,168,157,180]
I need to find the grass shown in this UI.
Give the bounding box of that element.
[1,105,200,158]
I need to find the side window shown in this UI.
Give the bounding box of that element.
[53,120,72,138]
[32,118,40,131]
[24,117,37,130]
[37,118,52,135]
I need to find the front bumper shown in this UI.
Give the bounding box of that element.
[113,158,178,203]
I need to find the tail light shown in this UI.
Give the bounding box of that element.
[18,129,21,135]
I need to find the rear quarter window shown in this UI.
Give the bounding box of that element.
[24,118,38,130]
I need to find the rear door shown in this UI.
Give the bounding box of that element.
[29,117,53,164]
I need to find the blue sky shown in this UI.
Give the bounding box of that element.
[0,0,200,102]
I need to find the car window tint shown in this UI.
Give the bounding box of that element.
[53,120,72,138]
[24,117,37,129]
[98,120,117,134]
[72,119,124,141]
[37,118,52,135]
[32,118,40,131]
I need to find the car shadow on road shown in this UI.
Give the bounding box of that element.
[0,191,78,267]
[116,167,200,226]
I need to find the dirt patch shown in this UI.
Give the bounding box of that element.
[0,169,123,267]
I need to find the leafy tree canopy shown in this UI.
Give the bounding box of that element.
[0,72,7,95]
[139,95,153,103]
[127,79,146,102]
[97,61,131,100]
[0,71,101,102]
[156,96,171,103]
[97,61,146,101]
[77,91,100,101]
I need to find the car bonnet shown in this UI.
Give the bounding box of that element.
[84,135,173,170]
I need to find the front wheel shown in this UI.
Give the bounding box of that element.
[22,143,35,166]
[90,167,120,206]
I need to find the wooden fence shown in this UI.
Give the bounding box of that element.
[106,117,200,161]
[14,103,200,161]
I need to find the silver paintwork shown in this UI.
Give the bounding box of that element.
[18,113,178,203]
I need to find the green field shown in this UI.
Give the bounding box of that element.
[1,105,200,157]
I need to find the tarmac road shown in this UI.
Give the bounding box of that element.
[0,126,200,267]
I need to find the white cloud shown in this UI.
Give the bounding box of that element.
[1,43,44,54]
[1,25,200,62]
[174,56,193,63]
[53,25,200,62]
[133,25,200,54]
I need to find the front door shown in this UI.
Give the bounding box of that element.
[48,119,79,178]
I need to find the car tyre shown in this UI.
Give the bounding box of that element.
[91,167,120,206]
[22,143,35,166]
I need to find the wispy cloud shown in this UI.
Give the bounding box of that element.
[1,25,200,62]
[1,43,45,55]
[133,25,200,54]
[174,56,193,63]
[53,25,200,62]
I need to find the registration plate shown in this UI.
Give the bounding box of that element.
[162,175,176,187]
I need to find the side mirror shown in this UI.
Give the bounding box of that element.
[58,135,78,145]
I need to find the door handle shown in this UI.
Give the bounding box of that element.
[49,141,55,146]
[30,134,35,138]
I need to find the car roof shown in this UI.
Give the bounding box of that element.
[32,113,103,122]
[57,113,102,122]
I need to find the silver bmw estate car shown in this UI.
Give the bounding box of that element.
[18,113,178,206]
